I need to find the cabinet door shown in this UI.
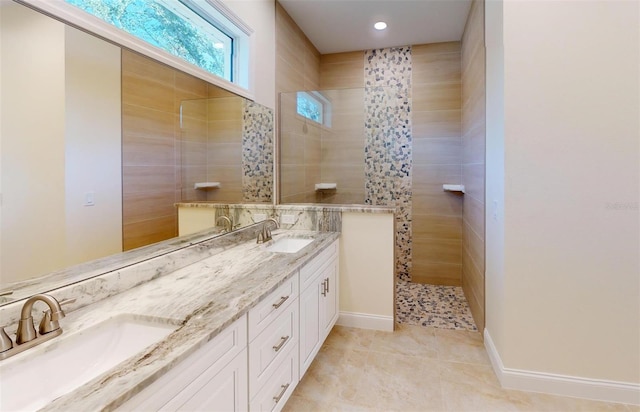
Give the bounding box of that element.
[161,348,248,412]
[319,257,339,340]
[299,279,320,378]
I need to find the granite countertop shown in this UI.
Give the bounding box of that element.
[34,229,339,411]
[175,202,395,214]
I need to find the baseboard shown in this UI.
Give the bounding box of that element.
[337,311,394,332]
[484,329,640,406]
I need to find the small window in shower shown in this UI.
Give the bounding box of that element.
[297,91,331,127]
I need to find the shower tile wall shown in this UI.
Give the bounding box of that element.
[276,3,321,203]
[275,9,465,285]
[205,96,244,201]
[122,50,209,250]
[242,101,274,202]
[461,0,487,331]
[363,47,413,281]
[319,53,366,204]
[412,43,463,286]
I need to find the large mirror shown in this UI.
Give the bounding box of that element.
[0,1,274,303]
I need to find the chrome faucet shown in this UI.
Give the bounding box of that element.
[0,294,70,360]
[216,215,233,233]
[257,218,279,244]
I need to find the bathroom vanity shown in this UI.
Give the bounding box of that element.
[0,226,340,411]
[119,237,339,412]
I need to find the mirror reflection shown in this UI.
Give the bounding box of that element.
[0,1,273,298]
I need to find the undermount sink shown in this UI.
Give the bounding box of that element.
[0,314,178,411]
[265,237,313,253]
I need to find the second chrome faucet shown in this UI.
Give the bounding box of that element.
[257,218,279,244]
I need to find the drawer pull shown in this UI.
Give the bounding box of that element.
[273,383,290,403]
[321,279,327,297]
[272,295,290,309]
[325,277,330,294]
[272,335,290,352]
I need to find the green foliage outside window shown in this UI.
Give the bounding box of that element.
[66,0,230,79]
[297,92,322,123]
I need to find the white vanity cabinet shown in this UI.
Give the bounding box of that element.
[118,316,248,412]
[117,238,340,412]
[299,240,339,378]
[248,276,299,412]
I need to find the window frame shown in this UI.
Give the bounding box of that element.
[296,91,332,128]
[19,0,254,99]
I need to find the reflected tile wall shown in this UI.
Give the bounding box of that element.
[242,101,274,202]
[364,47,413,281]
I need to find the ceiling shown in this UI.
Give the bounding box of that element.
[277,0,473,54]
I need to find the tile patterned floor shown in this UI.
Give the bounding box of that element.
[284,325,637,412]
[396,281,478,331]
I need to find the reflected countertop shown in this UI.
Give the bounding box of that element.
[36,229,340,411]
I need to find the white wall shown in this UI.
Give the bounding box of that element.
[338,212,395,331]
[485,0,639,401]
[64,26,122,265]
[484,0,505,369]
[223,0,276,109]
[0,3,67,284]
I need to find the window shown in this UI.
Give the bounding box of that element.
[65,0,239,82]
[297,91,331,127]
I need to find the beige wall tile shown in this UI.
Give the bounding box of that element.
[463,220,485,273]
[413,137,462,165]
[123,215,176,251]
[462,249,485,331]
[321,139,364,164]
[122,191,177,225]
[412,263,463,286]
[174,70,208,98]
[122,165,175,194]
[122,134,177,167]
[462,163,485,203]
[413,110,461,138]
[414,214,463,240]
[463,194,485,239]
[414,82,461,112]
[413,237,462,266]
[413,51,462,86]
[413,164,461,189]
[320,52,364,90]
[412,42,461,55]
[413,193,463,216]
[320,163,365,190]
[123,103,175,140]
[207,142,242,166]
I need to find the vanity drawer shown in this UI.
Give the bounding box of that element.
[299,239,338,291]
[119,315,247,411]
[249,344,298,412]
[249,300,298,396]
[249,275,298,341]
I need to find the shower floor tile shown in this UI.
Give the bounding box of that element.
[396,281,478,331]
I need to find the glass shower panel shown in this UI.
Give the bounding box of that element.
[180,96,245,203]
[279,88,366,204]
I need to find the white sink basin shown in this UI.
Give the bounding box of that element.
[265,237,313,253]
[0,314,177,411]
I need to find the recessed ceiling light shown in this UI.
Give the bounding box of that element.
[374,21,387,31]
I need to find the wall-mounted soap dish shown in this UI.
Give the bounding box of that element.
[443,184,465,193]
[194,182,221,190]
[315,183,337,191]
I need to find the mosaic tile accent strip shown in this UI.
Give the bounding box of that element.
[396,281,478,331]
[242,101,274,202]
[364,46,413,281]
